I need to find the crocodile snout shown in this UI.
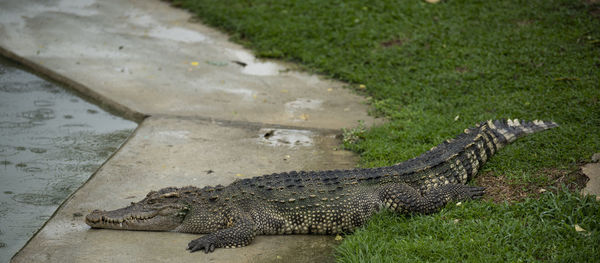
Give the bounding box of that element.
[85,210,104,225]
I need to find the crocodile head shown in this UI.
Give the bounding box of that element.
[85,187,192,231]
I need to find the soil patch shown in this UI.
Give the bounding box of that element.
[585,0,600,18]
[475,167,589,203]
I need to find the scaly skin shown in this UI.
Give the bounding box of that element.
[85,119,558,253]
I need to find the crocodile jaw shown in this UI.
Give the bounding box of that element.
[85,204,186,231]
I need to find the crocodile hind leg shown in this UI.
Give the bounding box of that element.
[378,183,485,214]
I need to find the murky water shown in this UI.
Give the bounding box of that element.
[0,57,137,262]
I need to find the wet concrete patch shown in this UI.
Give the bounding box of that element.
[0,57,136,262]
[11,117,357,262]
[259,128,314,147]
[228,49,283,76]
[125,9,210,43]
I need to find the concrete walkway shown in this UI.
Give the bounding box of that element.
[582,153,600,201]
[0,0,377,262]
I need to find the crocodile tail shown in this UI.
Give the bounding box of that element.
[449,118,559,184]
[399,119,559,189]
[485,119,558,145]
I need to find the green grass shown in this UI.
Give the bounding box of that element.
[336,190,600,262]
[170,0,600,261]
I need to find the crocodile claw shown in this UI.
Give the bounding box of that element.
[466,186,486,199]
[187,237,215,253]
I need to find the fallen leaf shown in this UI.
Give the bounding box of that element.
[574,224,586,232]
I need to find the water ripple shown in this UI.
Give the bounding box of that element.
[21,108,55,121]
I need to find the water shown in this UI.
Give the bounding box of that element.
[0,57,137,262]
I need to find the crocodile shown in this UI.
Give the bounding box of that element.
[85,119,557,253]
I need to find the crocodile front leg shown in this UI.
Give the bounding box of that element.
[379,183,485,214]
[187,216,256,253]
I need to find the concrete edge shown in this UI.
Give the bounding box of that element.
[0,45,147,123]
[9,119,145,262]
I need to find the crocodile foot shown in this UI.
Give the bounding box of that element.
[187,237,215,253]
[461,185,486,200]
